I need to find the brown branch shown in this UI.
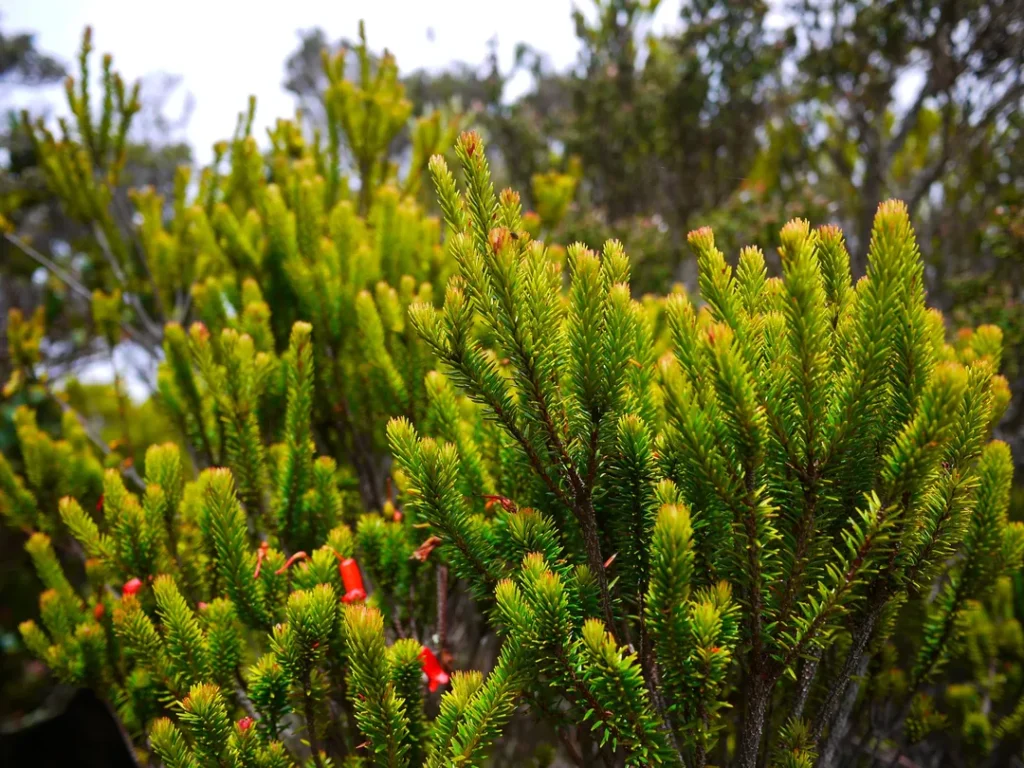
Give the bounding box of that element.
[812,591,887,743]
[906,82,1024,213]
[446,347,574,512]
[302,669,326,768]
[904,103,955,214]
[827,144,854,181]
[885,76,938,164]
[791,648,822,722]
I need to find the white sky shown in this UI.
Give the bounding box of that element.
[5,0,682,164]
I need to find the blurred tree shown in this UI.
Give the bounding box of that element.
[0,23,64,87]
[281,0,1022,290]
[0,18,68,731]
[284,27,561,204]
[284,24,469,212]
[567,0,787,230]
[0,28,193,731]
[1,27,193,383]
[405,40,572,199]
[283,28,358,134]
[742,0,1024,474]
[769,0,1024,261]
[332,1,787,292]
[0,19,66,391]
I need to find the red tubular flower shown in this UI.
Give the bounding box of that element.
[237,716,254,731]
[93,603,105,620]
[122,577,142,596]
[274,551,308,576]
[419,646,449,692]
[340,558,366,603]
[96,494,104,512]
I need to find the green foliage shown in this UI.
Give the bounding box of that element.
[386,132,1020,767]
[2,16,1022,768]
[345,605,411,766]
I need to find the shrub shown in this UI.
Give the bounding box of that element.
[3,27,1023,768]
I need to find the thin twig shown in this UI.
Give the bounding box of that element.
[5,232,92,300]
[90,222,164,343]
[4,232,161,358]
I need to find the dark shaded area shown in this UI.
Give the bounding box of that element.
[0,688,135,768]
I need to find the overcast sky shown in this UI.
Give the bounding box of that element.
[6,0,683,164]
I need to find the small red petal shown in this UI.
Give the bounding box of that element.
[237,716,254,731]
[122,578,143,596]
[420,646,450,692]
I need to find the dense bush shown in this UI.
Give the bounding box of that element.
[3,20,1024,768]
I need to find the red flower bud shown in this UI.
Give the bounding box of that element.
[93,603,105,620]
[253,541,270,579]
[96,494,104,512]
[340,558,366,603]
[384,499,402,523]
[197,601,209,611]
[411,536,442,563]
[122,577,143,596]
[481,495,516,513]
[237,716,253,731]
[420,646,450,692]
